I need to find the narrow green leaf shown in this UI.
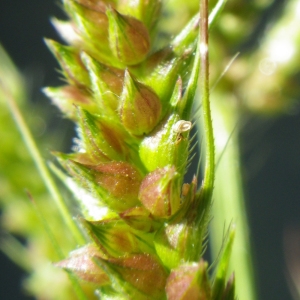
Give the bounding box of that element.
[0,233,31,272]
[208,0,228,29]
[212,225,236,299]
[2,83,85,246]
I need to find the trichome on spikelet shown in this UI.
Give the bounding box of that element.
[45,0,236,299]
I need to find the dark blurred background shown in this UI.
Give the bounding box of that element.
[1,0,300,299]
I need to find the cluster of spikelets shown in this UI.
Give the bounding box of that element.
[43,0,236,299]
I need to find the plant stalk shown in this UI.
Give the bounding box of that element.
[200,0,215,206]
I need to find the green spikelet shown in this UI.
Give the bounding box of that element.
[45,0,236,298]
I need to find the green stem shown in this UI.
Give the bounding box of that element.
[197,1,256,298]
[200,0,215,205]
[3,84,85,246]
[180,0,228,120]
